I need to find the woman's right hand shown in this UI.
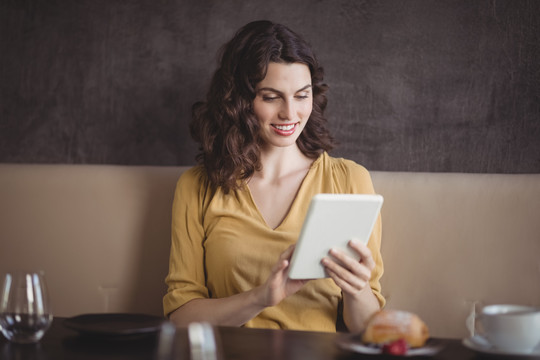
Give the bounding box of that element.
[256,245,309,307]
[170,245,309,327]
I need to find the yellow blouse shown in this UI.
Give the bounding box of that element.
[163,152,385,331]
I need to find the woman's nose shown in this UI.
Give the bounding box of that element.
[278,101,295,121]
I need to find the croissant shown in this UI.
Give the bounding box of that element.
[362,309,430,348]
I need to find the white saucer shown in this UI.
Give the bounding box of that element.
[335,334,441,357]
[463,335,540,358]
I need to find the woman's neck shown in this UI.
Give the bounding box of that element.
[255,145,312,182]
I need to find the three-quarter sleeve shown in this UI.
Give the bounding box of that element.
[163,167,210,317]
[342,159,386,308]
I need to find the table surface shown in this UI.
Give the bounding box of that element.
[0,317,485,360]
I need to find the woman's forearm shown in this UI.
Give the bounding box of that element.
[169,245,307,327]
[342,287,380,333]
[169,286,267,327]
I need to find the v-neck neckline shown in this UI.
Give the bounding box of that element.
[244,153,324,231]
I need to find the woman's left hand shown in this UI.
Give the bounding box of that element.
[321,238,375,298]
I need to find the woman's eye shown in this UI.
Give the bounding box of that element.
[295,95,309,100]
[262,96,279,102]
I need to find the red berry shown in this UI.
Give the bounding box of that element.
[382,338,409,355]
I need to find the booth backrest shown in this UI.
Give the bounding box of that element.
[371,171,540,337]
[1,164,539,338]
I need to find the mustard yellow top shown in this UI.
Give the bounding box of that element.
[163,152,384,332]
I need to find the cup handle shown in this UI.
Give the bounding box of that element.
[466,301,484,337]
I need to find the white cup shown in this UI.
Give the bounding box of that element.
[476,304,540,354]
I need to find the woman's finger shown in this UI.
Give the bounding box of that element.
[322,255,364,283]
[325,267,368,294]
[281,244,296,261]
[271,245,296,273]
[322,250,372,293]
[348,239,376,271]
[328,248,362,274]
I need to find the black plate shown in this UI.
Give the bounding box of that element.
[63,313,165,337]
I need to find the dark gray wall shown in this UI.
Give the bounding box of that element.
[1,0,539,172]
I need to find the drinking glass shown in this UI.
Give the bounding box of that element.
[156,321,223,360]
[0,271,53,343]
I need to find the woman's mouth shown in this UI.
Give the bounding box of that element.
[272,123,298,136]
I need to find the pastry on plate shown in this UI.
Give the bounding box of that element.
[362,309,429,348]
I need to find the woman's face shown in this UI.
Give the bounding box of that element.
[253,62,313,149]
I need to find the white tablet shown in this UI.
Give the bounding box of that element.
[288,193,383,280]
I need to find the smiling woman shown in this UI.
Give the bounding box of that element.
[189,20,334,194]
[253,63,313,149]
[163,20,385,333]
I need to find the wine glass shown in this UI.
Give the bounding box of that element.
[0,271,53,343]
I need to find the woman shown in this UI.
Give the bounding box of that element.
[163,20,384,333]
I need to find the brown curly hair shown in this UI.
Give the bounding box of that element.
[190,20,335,193]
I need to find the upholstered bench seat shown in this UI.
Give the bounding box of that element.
[1,164,539,338]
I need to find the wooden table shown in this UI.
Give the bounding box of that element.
[0,317,480,359]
